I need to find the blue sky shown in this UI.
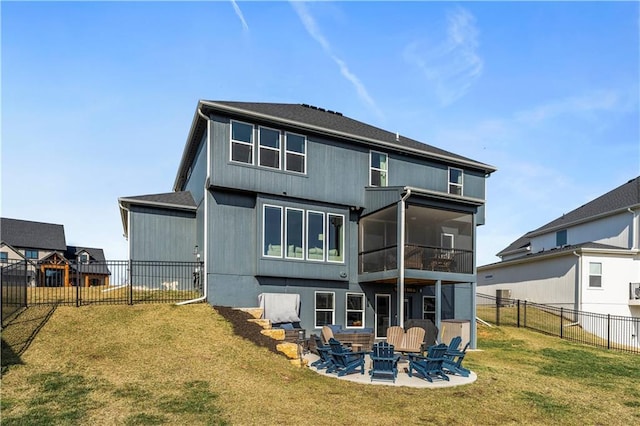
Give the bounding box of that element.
[2,1,639,265]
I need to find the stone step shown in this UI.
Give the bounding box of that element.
[276,342,302,360]
[261,329,285,340]
[247,318,271,329]
[235,307,264,319]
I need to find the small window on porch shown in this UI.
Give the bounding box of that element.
[345,293,365,328]
[449,167,463,195]
[423,296,435,322]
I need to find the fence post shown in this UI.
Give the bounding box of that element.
[517,299,521,327]
[607,314,611,349]
[128,260,133,305]
[496,295,500,326]
[76,258,81,308]
[523,300,527,328]
[560,307,563,339]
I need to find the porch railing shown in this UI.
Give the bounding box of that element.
[359,244,473,274]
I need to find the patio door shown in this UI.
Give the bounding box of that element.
[375,294,391,339]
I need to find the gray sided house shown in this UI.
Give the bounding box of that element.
[119,101,496,348]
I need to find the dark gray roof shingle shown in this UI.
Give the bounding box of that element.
[497,176,640,256]
[1,218,67,251]
[206,101,492,168]
[119,191,196,209]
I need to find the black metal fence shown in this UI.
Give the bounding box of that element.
[2,259,204,326]
[476,293,640,354]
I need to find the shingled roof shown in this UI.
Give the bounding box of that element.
[497,176,640,257]
[174,100,496,191]
[0,217,67,251]
[119,191,197,210]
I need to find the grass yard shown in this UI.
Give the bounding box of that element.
[2,304,639,425]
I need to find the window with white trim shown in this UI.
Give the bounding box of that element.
[327,214,344,263]
[230,120,254,164]
[346,293,365,328]
[449,167,463,195]
[285,208,304,259]
[370,151,388,187]
[285,132,306,173]
[589,262,602,288]
[307,211,325,261]
[263,205,283,257]
[315,291,335,327]
[258,126,280,169]
[423,296,435,322]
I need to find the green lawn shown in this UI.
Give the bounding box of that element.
[2,304,639,425]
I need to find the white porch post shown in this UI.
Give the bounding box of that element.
[398,197,406,328]
[471,280,477,349]
[435,279,442,341]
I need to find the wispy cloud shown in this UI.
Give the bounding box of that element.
[290,2,383,118]
[404,6,483,106]
[515,90,622,124]
[230,0,249,32]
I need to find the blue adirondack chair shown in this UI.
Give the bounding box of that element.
[310,334,334,370]
[443,341,470,377]
[369,342,401,383]
[327,338,366,377]
[407,343,449,382]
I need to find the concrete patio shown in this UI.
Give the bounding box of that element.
[303,353,477,388]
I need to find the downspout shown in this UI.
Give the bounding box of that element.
[177,108,210,305]
[398,188,412,328]
[628,208,637,250]
[573,251,581,315]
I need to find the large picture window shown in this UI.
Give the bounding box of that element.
[346,293,365,328]
[449,167,463,195]
[285,132,306,173]
[589,262,602,288]
[370,151,388,187]
[327,214,344,263]
[231,120,254,164]
[315,291,335,327]
[259,126,280,169]
[307,211,325,261]
[285,208,304,259]
[263,205,282,257]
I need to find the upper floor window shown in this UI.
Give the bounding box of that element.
[346,293,365,328]
[449,167,463,195]
[79,253,89,264]
[0,252,7,263]
[315,291,335,327]
[370,151,388,187]
[285,132,306,173]
[230,120,254,164]
[25,249,38,259]
[556,230,567,247]
[258,126,280,169]
[589,262,602,288]
[328,214,344,262]
[307,211,325,261]
[263,205,283,258]
[262,204,344,264]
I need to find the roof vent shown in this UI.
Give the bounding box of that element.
[396,132,400,141]
[300,103,342,116]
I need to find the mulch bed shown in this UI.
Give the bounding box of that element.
[213,306,280,354]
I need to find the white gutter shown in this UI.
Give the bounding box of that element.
[398,188,412,328]
[177,108,210,306]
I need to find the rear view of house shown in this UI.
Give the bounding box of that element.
[119,101,496,348]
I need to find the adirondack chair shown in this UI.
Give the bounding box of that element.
[309,334,334,370]
[443,341,470,377]
[397,327,425,354]
[326,338,366,377]
[369,342,401,383]
[446,336,462,352]
[407,343,449,382]
[386,326,404,348]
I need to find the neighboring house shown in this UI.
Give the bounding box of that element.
[0,218,110,287]
[478,177,640,331]
[118,100,496,347]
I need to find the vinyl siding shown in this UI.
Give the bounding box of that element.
[129,206,196,262]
